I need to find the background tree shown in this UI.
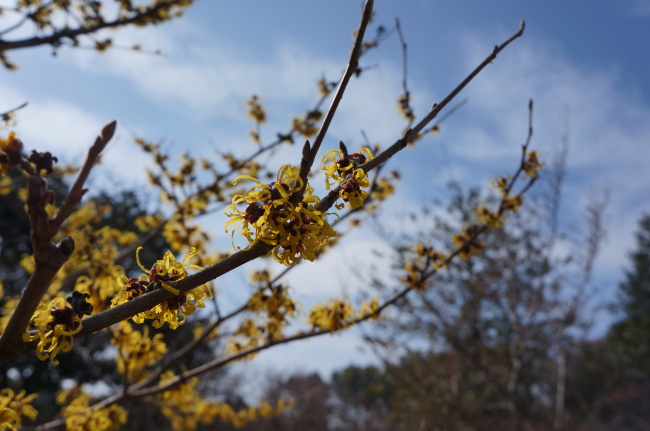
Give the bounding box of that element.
[225,373,331,431]
[346,152,606,430]
[608,212,650,379]
[560,213,650,430]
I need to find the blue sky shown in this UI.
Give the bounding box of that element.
[2,1,649,378]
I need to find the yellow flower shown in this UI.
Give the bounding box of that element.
[322,147,374,209]
[370,177,395,203]
[358,296,382,320]
[134,213,163,232]
[145,291,209,330]
[452,225,485,260]
[337,168,370,209]
[523,150,544,178]
[317,77,335,97]
[474,206,504,228]
[0,132,23,175]
[225,165,336,266]
[235,284,299,343]
[271,206,337,265]
[397,92,415,122]
[57,388,127,431]
[135,246,202,292]
[245,95,266,124]
[322,147,373,189]
[156,371,292,430]
[225,165,303,247]
[249,269,271,284]
[503,195,524,213]
[23,297,84,365]
[291,110,322,138]
[491,176,510,198]
[111,247,209,329]
[0,388,38,431]
[308,299,354,331]
[110,321,167,379]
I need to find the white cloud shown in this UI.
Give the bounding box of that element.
[0,81,156,189]
[1,86,104,161]
[66,23,345,123]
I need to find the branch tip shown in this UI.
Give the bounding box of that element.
[101,120,117,143]
[339,140,349,158]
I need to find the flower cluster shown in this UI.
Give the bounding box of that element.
[472,170,532,231]
[322,147,374,209]
[397,91,415,122]
[474,206,505,229]
[246,95,266,124]
[111,247,209,329]
[523,150,543,178]
[317,77,337,98]
[110,321,168,380]
[0,388,38,431]
[23,293,93,365]
[225,165,336,266]
[70,222,138,313]
[309,300,352,331]
[452,225,486,260]
[57,388,127,431]
[247,282,298,340]
[402,242,446,290]
[156,371,294,430]
[308,296,381,332]
[223,280,300,357]
[291,110,322,138]
[246,95,266,143]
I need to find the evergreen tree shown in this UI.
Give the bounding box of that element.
[609,213,650,377]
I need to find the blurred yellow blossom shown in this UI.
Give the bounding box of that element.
[0,388,38,431]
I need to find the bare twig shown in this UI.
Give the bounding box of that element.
[396,18,408,98]
[357,21,526,174]
[0,101,28,118]
[51,120,116,232]
[298,0,374,187]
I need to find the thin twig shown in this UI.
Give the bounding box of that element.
[50,120,116,233]
[0,101,28,118]
[298,0,374,187]
[358,21,526,175]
